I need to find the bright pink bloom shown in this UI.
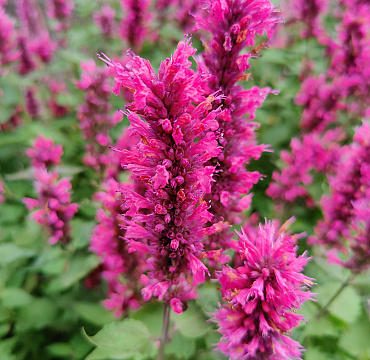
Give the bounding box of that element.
[214,220,313,360]
[194,0,279,253]
[98,38,222,311]
[26,135,63,169]
[23,169,78,245]
[93,5,116,39]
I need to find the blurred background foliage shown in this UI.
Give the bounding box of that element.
[0,0,369,359]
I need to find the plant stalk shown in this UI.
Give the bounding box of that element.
[157,303,170,360]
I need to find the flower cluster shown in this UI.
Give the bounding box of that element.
[23,136,78,245]
[25,87,40,119]
[90,178,146,317]
[311,122,370,273]
[99,37,223,312]
[120,0,152,51]
[76,60,123,173]
[26,135,63,169]
[0,0,17,67]
[214,220,312,360]
[267,128,345,207]
[194,0,279,253]
[93,5,116,39]
[17,0,57,66]
[47,0,75,31]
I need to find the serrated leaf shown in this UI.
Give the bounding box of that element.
[304,347,333,360]
[46,343,73,357]
[86,347,148,360]
[70,219,95,249]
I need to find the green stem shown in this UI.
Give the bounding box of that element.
[316,273,357,319]
[157,303,170,360]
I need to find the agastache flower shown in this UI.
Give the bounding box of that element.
[214,220,313,360]
[47,0,75,31]
[267,128,346,207]
[90,178,146,317]
[93,5,116,39]
[194,0,279,254]
[120,0,153,51]
[0,1,17,67]
[311,122,370,273]
[76,60,122,173]
[26,135,63,169]
[25,87,40,119]
[98,37,222,312]
[23,169,78,245]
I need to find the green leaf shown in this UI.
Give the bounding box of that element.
[86,347,149,360]
[1,288,33,308]
[16,298,58,332]
[172,303,211,338]
[315,283,361,323]
[0,243,36,266]
[70,219,96,249]
[86,319,151,353]
[74,302,115,326]
[197,283,221,313]
[165,331,196,359]
[131,302,163,337]
[301,317,338,339]
[304,347,333,360]
[46,343,73,357]
[339,311,370,357]
[47,254,99,292]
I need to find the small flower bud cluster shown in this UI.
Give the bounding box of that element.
[23,136,78,244]
[76,60,123,173]
[99,37,223,313]
[214,220,313,360]
[194,0,279,253]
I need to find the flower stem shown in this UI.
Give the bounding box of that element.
[157,303,170,360]
[316,273,356,319]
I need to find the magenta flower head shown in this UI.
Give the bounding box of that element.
[214,220,313,360]
[26,135,63,169]
[23,169,78,245]
[0,1,17,67]
[193,0,280,254]
[47,0,75,31]
[98,37,222,312]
